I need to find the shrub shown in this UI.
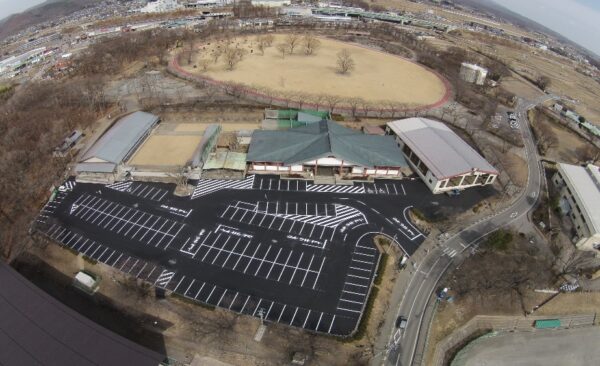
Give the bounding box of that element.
[374,253,388,286]
[485,230,513,251]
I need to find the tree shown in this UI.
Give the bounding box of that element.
[536,75,551,90]
[574,145,600,163]
[256,35,273,56]
[285,33,301,54]
[263,34,274,46]
[224,47,246,71]
[303,35,321,55]
[276,43,287,58]
[257,38,266,56]
[347,97,363,120]
[324,95,341,114]
[198,58,210,72]
[211,47,223,64]
[336,49,355,74]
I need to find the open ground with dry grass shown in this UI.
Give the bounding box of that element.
[185,34,447,107]
[447,30,600,122]
[129,134,202,166]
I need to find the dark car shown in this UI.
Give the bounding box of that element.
[396,316,408,329]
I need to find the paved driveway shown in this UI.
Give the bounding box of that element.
[453,327,600,366]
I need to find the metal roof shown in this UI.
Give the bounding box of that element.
[387,118,498,179]
[81,111,159,165]
[247,120,407,168]
[75,162,117,173]
[0,262,165,366]
[557,163,600,234]
[190,124,221,167]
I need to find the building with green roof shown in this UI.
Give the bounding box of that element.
[247,120,409,178]
[262,109,331,130]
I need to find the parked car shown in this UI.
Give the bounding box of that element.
[398,255,408,269]
[396,316,408,329]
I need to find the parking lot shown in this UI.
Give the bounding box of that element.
[190,175,409,199]
[32,175,491,336]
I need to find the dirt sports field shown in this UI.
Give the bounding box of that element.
[184,34,448,107]
[129,134,201,166]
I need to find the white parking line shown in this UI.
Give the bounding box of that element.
[290,308,299,325]
[277,305,287,322]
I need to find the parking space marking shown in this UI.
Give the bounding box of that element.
[71,194,184,250]
[36,180,385,337]
[187,231,325,289]
[221,201,367,248]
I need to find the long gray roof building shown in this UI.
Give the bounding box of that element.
[386,118,498,179]
[0,262,165,366]
[247,120,408,168]
[77,111,159,173]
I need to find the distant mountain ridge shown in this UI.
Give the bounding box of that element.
[0,0,96,42]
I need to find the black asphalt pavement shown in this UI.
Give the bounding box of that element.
[34,175,489,336]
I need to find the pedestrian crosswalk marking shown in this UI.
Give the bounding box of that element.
[191,175,255,199]
[106,181,133,192]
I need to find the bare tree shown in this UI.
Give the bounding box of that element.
[347,97,363,120]
[223,47,246,71]
[336,49,355,74]
[263,34,274,46]
[574,145,600,163]
[309,93,326,111]
[536,75,552,90]
[294,92,310,109]
[303,35,321,55]
[276,43,287,58]
[212,47,223,64]
[384,100,399,119]
[325,95,341,114]
[256,38,266,56]
[285,33,301,54]
[360,99,372,117]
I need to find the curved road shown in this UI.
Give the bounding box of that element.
[376,96,555,366]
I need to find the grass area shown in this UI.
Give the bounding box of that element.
[82,255,98,265]
[0,84,12,94]
[484,230,513,251]
[374,253,389,286]
[187,34,447,106]
[0,84,14,101]
[171,292,216,311]
[343,287,379,342]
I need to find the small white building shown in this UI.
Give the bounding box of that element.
[459,62,488,86]
[251,0,290,7]
[386,118,498,194]
[140,0,182,13]
[552,163,600,252]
